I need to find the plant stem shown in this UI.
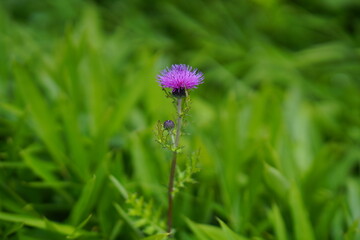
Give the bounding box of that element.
[167,97,183,234]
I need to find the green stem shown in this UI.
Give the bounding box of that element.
[167,97,183,234]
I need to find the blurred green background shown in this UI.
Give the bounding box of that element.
[0,0,360,239]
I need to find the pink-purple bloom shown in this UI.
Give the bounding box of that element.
[163,120,175,130]
[157,64,204,95]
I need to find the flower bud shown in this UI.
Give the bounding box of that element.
[163,120,175,130]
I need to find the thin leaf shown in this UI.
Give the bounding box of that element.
[141,233,169,240]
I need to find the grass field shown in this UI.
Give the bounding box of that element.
[0,0,360,239]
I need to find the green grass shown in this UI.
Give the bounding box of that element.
[0,0,360,239]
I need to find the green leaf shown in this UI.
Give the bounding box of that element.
[344,219,360,240]
[289,184,315,240]
[186,218,249,240]
[114,203,143,238]
[0,212,94,238]
[269,204,288,240]
[263,163,289,199]
[21,146,57,182]
[3,222,24,239]
[347,179,360,220]
[218,218,248,240]
[13,65,67,169]
[69,175,96,225]
[67,214,93,239]
[186,218,224,240]
[141,233,169,240]
[109,175,129,199]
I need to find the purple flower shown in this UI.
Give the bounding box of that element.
[163,120,175,130]
[157,64,204,96]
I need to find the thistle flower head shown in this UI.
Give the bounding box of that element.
[163,120,175,130]
[157,64,204,96]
